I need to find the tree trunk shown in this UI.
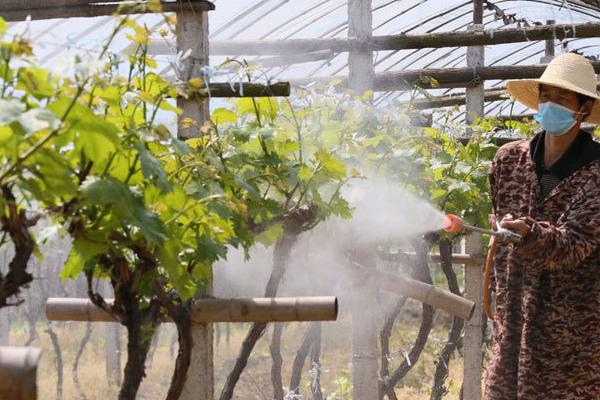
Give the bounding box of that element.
[119,315,158,400]
[270,323,285,400]
[289,323,319,396]
[380,239,435,398]
[165,313,193,400]
[379,297,407,400]
[309,322,323,400]
[219,233,298,400]
[430,239,464,400]
[46,322,63,400]
[73,322,93,400]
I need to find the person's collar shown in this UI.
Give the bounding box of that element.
[529,129,597,179]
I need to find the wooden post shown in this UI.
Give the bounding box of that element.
[348,0,373,93]
[176,7,213,400]
[463,3,484,400]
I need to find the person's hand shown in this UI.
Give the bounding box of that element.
[499,214,531,237]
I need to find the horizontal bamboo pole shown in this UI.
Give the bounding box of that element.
[0,0,214,22]
[400,89,508,109]
[205,22,600,55]
[380,252,485,267]
[374,61,600,90]
[46,296,338,323]
[0,346,41,400]
[254,50,336,68]
[198,82,290,97]
[292,61,600,90]
[374,269,475,321]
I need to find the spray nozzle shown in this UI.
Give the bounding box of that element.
[442,214,522,243]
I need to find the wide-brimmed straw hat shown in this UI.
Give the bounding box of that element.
[506,52,600,124]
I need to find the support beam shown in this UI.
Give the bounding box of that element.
[379,252,486,267]
[398,89,507,109]
[463,5,485,398]
[399,82,600,110]
[175,7,212,400]
[347,0,373,93]
[253,50,336,68]
[200,22,600,55]
[541,20,556,64]
[463,234,484,400]
[349,246,378,400]
[0,0,214,21]
[292,61,600,90]
[46,297,339,323]
[196,82,290,98]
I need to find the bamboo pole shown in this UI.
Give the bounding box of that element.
[380,252,486,267]
[203,22,600,55]
[195,82,290,97]
[373,269,475,321]
[45,297,339,323]
[292,61,600,90]
[0,0,214,21]
[254,50,336,68]
[0,346,41,400]
[398,89,507,109]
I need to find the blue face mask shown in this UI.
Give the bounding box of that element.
[534,101,582,136]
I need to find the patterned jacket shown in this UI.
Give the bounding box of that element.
[485,130,600,400]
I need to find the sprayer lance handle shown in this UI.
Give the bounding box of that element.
[462,223,523,243]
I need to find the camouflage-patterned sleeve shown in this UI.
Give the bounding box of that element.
[518,175,600,271]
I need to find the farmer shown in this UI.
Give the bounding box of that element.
[485,52,600,399]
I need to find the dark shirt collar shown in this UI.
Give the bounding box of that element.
[529,130,600,180]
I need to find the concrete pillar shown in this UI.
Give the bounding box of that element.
[350,246,379,400]
[348,0,373,93]
[540,20,555,64]
[176,8,214,400]
[176,8,210,139]
[463,233,484,400]
[463,3,485,399]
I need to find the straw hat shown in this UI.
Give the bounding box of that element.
[506,52,600,124]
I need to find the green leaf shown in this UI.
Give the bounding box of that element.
[17,67,56,99]
[0,18,7,36]
[136,143,172,193]
[0,125,12,142]
[81,177,167,243]
[298,164,313,182]
[158,238,197,299]
[256,223,283,246]
[211,108,237,125]
[315,149,346,180]
[60,250,85,281]
[49,97,120,164]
